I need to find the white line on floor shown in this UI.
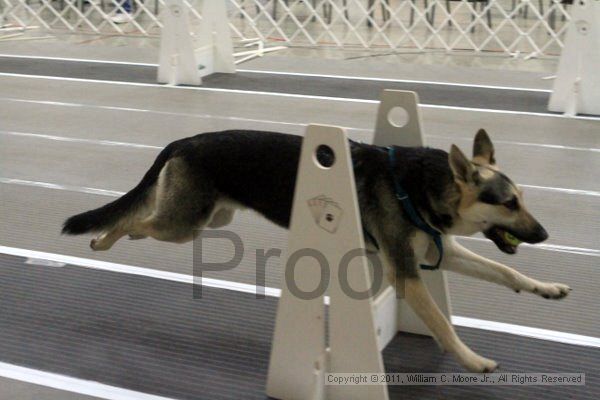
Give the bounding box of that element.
[0,177,125,197]
[0,72,375,104]
[0,53,158,67]
[0,245,280,297]
[0,53,552,93]
[427,134,600,153]
[451,317,600,348]
[237,68,553,93]
[0,130,162,150]
[0,99,323,128]
[520,184,600,197]
[457,236,600,258]
[2,98,599,153]
[424,102,600,121]
[4,95,600,154]
[0,362,179,400]
[2,72,600,121]
[0,245,598,348]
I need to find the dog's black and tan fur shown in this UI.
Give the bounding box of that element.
[63,129,571,372]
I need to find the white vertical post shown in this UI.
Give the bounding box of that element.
[196,0,235,75]
[158,0,235,86]
[266,125,388,400]
[372,90,452,337]
[548,0,600,116]
[158,0,199,86]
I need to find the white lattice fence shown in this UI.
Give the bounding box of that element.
[1,0,572,56]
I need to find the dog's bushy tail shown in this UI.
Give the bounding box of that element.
[62,142,178,235]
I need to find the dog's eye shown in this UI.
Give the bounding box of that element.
[503,197,519,211]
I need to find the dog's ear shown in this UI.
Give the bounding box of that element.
[450,144,478,184]
[473,128,496,165]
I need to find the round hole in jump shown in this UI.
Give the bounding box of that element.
[576,20,589,35]
[315,144,335,168]
[388,106,409,128]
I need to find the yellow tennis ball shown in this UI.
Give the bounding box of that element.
[504,231,521,246]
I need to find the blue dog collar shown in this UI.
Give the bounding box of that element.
[387,146,443,270]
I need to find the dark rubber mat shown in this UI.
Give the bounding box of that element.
[0,56,551,114]
[204,73,551,114]
[1,253,598,399]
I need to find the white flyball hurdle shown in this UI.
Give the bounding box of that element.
[372,90,452,338]
[158,0,235,86]
[549,0,600,116]
[266,91,452,400]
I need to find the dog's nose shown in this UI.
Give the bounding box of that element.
[540,227,549,241]
[533,225,549,243]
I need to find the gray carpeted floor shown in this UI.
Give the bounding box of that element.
[1,254,598,400]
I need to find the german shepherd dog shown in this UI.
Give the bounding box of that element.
[63,129,570,372]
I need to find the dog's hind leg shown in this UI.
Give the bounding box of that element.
[132,157,217,244]
[91,228,126,251]
[128,234,147,240]
[207,207,235,228]
[404,275,499,372]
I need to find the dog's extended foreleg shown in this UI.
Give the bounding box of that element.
[404,276,498,372]
[439,239,571,299]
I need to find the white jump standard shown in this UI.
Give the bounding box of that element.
[549,0,600,116]
[372,90,452,338]
[158,0,235,86]
[157,0,284,86]
[267,91,452,400]
[266,124,388,400]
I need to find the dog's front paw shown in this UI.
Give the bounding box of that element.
[462,353,499,373]
[455,344,499,373]
[532,282,571,300]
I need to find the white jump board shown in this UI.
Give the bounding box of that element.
[267,125,388,400]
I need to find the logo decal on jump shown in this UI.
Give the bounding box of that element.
[307,195,343,233]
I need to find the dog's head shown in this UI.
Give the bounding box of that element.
[449,129,548,254]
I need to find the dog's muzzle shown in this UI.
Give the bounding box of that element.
[484,224,548,254]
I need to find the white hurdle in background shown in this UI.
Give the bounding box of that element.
[157,0,286,86]
[158,0,235,86]
[549,0,600,116]
[266,91,452,400]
